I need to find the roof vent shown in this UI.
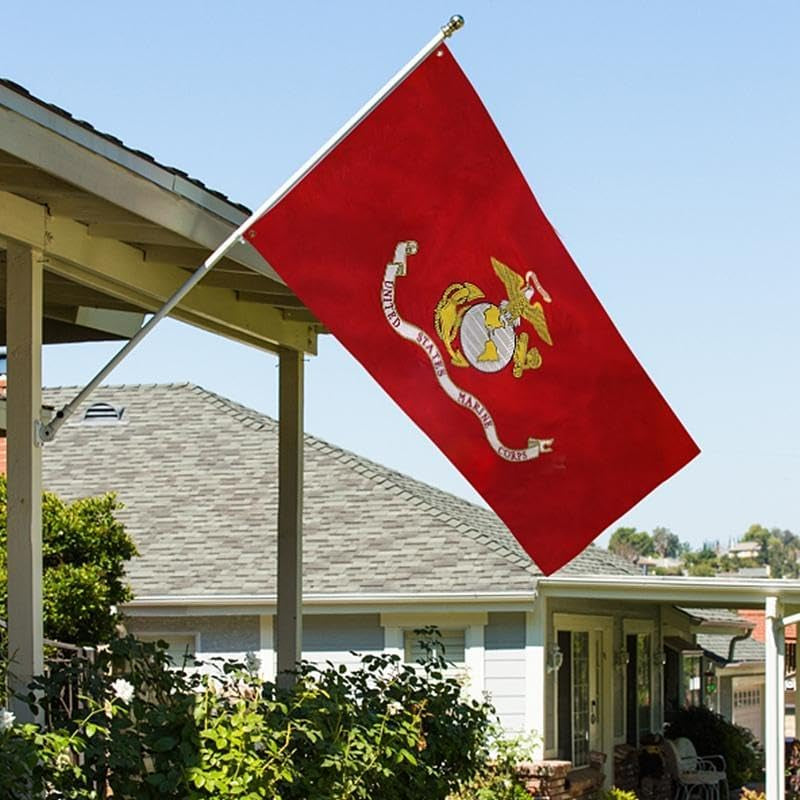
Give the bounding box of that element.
[83,402,125,424]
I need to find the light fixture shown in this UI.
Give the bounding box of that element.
[615,649,630,668]
[547,642,564,673]
[653,651,667,668]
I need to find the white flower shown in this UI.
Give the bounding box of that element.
[110,678,135,704]
[387,701,403,716]
[0,709,15,731]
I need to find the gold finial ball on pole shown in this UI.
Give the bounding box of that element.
[441,15,465,38]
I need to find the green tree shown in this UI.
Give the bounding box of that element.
[0,475,137,645]
[683,545,718,577]
[739,523,800,578]
[608,527,655,562]
[741,523,771,564]
[652,526,682,558]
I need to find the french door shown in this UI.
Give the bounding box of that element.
[555,618,609,767]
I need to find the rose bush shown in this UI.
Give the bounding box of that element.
[1,632,498,799]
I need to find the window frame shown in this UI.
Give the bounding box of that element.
[622,618,656,746]
[136,631,200,668]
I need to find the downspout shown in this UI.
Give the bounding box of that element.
[728,627,753,662]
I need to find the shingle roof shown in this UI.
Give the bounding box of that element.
[0,78,250,215]
[41,383,638,599]
[679,608,755,627]
[696,633,765,665]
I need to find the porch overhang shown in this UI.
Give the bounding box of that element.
[0,79,320,354]
[540,575,800,612]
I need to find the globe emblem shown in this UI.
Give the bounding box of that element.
[460,302,516,373]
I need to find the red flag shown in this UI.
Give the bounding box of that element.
[246,45,698,574]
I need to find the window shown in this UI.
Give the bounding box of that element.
[403,629,465,667]
[138,633,197,667]
[787,642,797,674]
[733,688,761,709]
[681,654,703,708]
[625,632,653,745]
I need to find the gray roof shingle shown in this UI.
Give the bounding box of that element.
[41,383,637,599]
[679,608,755,626]
[696,633,765,665]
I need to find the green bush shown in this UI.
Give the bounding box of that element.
[448,728,539,800]
[0,477,137,651]
[602,789,638,800]
[665,705,761,788]
[2,633,497,799]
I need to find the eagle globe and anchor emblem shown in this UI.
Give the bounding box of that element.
[381,240,555,463]
[434,257,553,379]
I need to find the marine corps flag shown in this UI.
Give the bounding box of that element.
[245,44,698,574]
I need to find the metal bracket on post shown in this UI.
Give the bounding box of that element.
[34,419,46,448]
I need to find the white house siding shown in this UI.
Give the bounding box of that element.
[127,614,260,663]
[301,613,385,671]
[484,612,527,735]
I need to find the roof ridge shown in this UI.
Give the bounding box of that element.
[184,385,533,573]
[186,383,277,432]
[301,434,540,578]
[44,381,193,392]
[183,383,538,576]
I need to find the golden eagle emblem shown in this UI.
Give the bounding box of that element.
[434,258,553,378]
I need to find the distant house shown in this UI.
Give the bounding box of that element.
[637,556,683,575]
[36,383,797,791]
[727,540,763,561]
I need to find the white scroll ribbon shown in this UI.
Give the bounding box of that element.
[381,241,553,463]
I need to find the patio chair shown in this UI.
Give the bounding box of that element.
[663,737,728,800]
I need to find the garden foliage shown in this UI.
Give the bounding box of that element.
[1,632,500,799]
[0,476,137,647]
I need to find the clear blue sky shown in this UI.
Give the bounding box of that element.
[3,2,798,549]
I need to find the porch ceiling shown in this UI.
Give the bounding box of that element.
[0,80,319,354]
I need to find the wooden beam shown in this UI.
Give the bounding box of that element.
[87,222,197,247]
[276,347,304,689]
[5,241,43,722]
[40,304,144,338]
[143,246,259,276]
[280,309,320,324]
[0,190,318,354]
[235,291,306,307]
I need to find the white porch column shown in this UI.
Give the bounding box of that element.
[258,614,275,682]
[276,347,303,689]
[525,596,546,757]
[5,242,43,721]
[766,595,785,800]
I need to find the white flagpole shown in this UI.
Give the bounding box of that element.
[40,15,465,443]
